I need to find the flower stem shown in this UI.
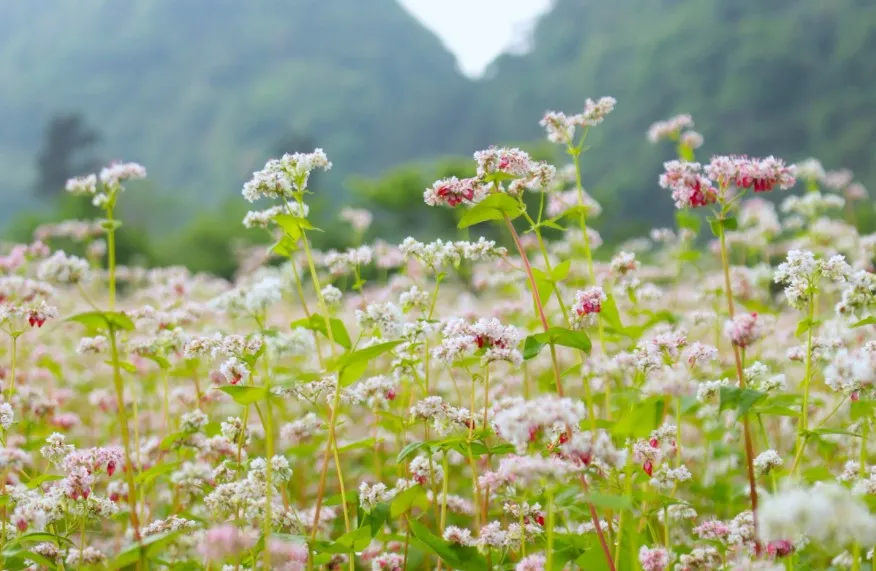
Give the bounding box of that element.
[5,336,17,402]
[106,206,117,310]
[793,295,816,472]
[503,215,564,396]
[717,217,760,545]
[109,329,141,540]
[580,475,617,571]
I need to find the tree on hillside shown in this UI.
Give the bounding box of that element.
[33,112,101,199]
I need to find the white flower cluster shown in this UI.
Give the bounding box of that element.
[773,250,850,309]
[836,270,876,321]
[753,450,784,475]
[758,482,876,547]
[37,251,91,284]
[66,162,146,208]
[399,237,506,268]
[824,344,876,398]
[339,207,373,233]
[242,149,331,202]
[409,396,472,435]
[781,191,845,218]
[184,333,263,360]
[242,202,309,228]
[399,285,430,313]
[493,396,587,453]
[480,455,581,488]
[432,317,522,366]
[647,114,695,143]
[324,246,373,275]
[208,276,284,315]
[344,375,397,409]
[356,302,404,339]
[540,97,617,144]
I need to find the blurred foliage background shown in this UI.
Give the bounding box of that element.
[0,0,874,277]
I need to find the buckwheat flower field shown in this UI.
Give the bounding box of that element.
[1,98,874,571]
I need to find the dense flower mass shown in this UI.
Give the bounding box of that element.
[2,103,874,571]
[659,161,718,208]
[706,155,797,192]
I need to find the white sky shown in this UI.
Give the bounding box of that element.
[398,0,554,77]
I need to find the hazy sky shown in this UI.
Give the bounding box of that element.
[398,0,553,77]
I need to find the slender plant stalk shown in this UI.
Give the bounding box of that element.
[503,215,564,396]
[580,475,617,571]
[793,294,816,471]
[5,336,17,402]
[717,218,760,544]
[106,207,117,310]
[109,330,141,539]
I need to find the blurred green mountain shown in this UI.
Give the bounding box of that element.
[1,0,874,242]
[0,0,473,224]
[469,0,876,237]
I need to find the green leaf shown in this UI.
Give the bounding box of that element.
[708,216,738,237]
[335,341,403,386]
[675,210,702,233]
[531,268,555,309]
[574,545,613,571]
[457,193,522,229]
[409,520,488,571]
[337,437,382,453]
[109,531,183,569]
[599,295,624,332]
[333,526,372,551]
[25,474,63,489]
[1,549,58,571]
[274,214,319,240]
[613,397,666,438]
[582,492,633,511]
[144,354,172,369]
[852,316,876,328]
[272,234,299,257]
[752,405,799,417]
[290,315,351,349]
[677,250,702,263]
[136,460,181,486]
[810,427,860,438]
[105,359,138,373]
[719,386,766,416]
[482,171,520,184]
[397,441,431,464]
[556,204,596,222]
[390,486,429,518]
[851,399,874,421]
[795,318,821,337]
[67,310,135,332]
[359,502,390,537]
[522,327,591,360]
[6,531,74,548]
[219,385,268,405]
[551,259,572,281]
[36,354,63,379]
[159,432,189,451]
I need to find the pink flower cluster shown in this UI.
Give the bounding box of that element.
[725,312,764,348]
[660,155,796,209]
[658,161,718,209]
[706,155,796,192]
[423,177,486,208]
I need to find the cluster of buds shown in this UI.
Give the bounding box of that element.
[423,177,486,208]
[706,155,796,193]
[569,286,607,329]
[725,312,764,348]
[659,161,718,209]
